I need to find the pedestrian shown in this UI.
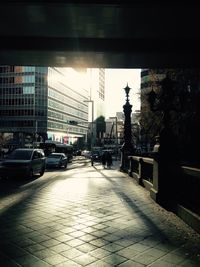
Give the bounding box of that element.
[106,151,112,169]
[101,151,107,169]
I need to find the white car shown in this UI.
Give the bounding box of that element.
[81,150,91,158]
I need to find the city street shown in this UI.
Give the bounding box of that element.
[0,156,199,267]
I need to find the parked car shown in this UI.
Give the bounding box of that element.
[0,148,46,179]
[46,153,68,169]
[81,150,91,158]
[91,151,102,162]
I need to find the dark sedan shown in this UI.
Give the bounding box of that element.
[91,151,102,162]
[45,153,68,169]
[0,148,46,179]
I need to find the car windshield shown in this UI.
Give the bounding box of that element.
[9,150,32,160]
[48,154,62,159]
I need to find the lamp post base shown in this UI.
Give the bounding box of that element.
[120,143,133,172]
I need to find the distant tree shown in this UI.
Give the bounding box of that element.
[95,116,106,138]
[94,116,106,146]
[167,69,200,163]
[140,109,162,148]
[140,68,200,163]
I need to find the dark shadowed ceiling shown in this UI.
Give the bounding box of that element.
[0,1,200,68]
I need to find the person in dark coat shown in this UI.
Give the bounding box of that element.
[106,151,112,169]
[101,151,107,169]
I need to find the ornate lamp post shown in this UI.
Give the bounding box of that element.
[120,84,134,171]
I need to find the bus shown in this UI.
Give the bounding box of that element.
[39,141,73,162]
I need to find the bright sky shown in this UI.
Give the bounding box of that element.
[105,69,141,118]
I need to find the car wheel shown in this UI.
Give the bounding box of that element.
[28,169,34,179]
[64,163,67,169]
[40,166,45,176]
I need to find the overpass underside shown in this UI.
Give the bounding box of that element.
[0,1,200,68]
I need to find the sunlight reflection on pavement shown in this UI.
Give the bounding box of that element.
[0,158,199,267]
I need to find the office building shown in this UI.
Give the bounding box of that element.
[87,68,105,120]
[0,66,89,147]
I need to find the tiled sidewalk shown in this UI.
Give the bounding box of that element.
[0,160,199,266]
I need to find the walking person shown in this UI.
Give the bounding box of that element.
[106,151,112,169]
[101,151,107,169]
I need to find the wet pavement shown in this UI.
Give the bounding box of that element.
[0,158,199,266]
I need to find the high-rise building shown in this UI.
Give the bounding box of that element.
[88,68,105,120]
[84,68,106,147]
[0,66,89,147]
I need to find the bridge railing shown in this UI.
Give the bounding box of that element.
[129,156,153,190]
[128,155,200,233]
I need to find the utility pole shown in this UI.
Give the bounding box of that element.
[110,117,118,160]
[83,99,94,152]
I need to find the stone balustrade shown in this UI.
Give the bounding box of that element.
[128,154,200,233]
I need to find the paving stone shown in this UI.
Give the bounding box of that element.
[116,247,139,258]
[66,238,85,247]
[0,160,199,267]
[102,253,127,265]
[79,233,97,242]
[14,253,41,266]
[179,258,200,267]
[72,253,97,266]
[76,242,97,253]
[61,248,85,259]
[82,226,97,234]
[126,243,150,253]
[161,253,188,264]
[40,238,61,248]
[24,260,51,267]
[31,248,57,259]
[115,238,140,248]
[12,238,37,248]
[24,243,46,253]
[43,254,67,265]
[92,230,109,238]
[101,243,124,253]
[89,238,109,248]
[56,260,82,267]
[118,259,145,266]
[148,259,177,266]
[87,260,113,267]
[102,233,121,242]
[50,243,71,253]
[89,247,112,259]
[55,234,73,242]
[132,253,158,265]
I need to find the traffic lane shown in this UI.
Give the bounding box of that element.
[0,156,87,185]
[0,155,115,201]
[0,157,92,209]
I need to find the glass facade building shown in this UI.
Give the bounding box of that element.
[88,68,105,120]
[0,66,89,146]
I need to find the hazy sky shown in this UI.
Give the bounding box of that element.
[105,69,141,118]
